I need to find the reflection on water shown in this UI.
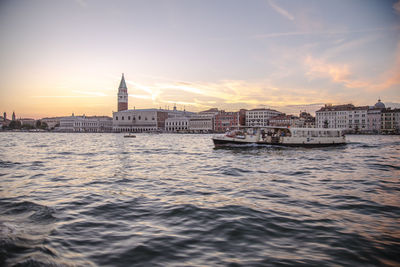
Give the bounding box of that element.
[0,133,399,266]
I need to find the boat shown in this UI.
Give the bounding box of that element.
[124,133,136,138]
[212,126,346,147]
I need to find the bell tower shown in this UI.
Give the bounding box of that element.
[117,73,128,111]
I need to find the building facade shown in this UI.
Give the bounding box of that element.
[297,111,315,128]
[269,115,300,127]
[316,100,391,133]
[366,99,386,134]
[20,118,36,127]
[113,109,169,132]
[316,104,354,129]
[347,106,369,133]
[381,109,400,134]
[188,113,215,133]
[165,116,190,132]
[59,115,112,132]
[214,111,239,133]
[245,108,283,127]
[41,117,62,129]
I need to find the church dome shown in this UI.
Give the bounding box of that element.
[374,99,385,109]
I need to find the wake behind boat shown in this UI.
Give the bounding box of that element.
[212,126,346,147]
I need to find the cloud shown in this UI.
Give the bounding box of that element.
[267,0,294,21]
[394,0,400,15]
[252,26,398,39]
[124,76,341,114]
[304,56,369,88]
[32,95,93,98]
[373,41,400,91]
[32,90,107,98]
[74,0,87,8]
[304,40,400,93]
[129,94,152,100]
[72,90,107,97]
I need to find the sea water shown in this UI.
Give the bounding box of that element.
[1,133,399,266]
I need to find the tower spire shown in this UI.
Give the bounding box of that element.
[117,73,128,111]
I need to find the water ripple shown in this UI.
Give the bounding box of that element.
[0,133,399,266]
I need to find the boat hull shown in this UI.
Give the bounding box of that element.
[212,137,346,148]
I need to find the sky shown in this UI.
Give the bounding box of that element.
[0,0,399,119]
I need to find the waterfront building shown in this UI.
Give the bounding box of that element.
[347,106,369,133]
[298,111,316,128]
[113,109,168,132]
[245,108,283,127]
[214,110,239,133]
[41,117,62,129]
[316,104,353,129]
[20,118,36,127]
[165,116,190,132]
[381,108,400,134]
[1,113,11,128]
[366,100,385,134]
[367,108,382,134]
[316,100,391,133]
[59,115,112,132]
[188,114,215,133]
[269,114,300,127]
[188,108,218,133]
[238,109,247,126]
[12,111,16,121]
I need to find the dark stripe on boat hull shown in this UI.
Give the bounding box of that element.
[212,138,346,148]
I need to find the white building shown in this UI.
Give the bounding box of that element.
[316,104,354,129]
[348,106,369,133]
[112,109,168,132]
[59,115,112,132]
[188,114,214,133]
[366,99,386,134]
[245,108,283,127]
[316,102,385,133]
[165,116,190,132]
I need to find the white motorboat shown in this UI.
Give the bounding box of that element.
[124,133,136,138]
[212,127,346,147]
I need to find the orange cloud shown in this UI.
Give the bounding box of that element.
[304,56,370,88]
[374,42,400,91]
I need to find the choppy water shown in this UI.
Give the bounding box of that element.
[0,133,399,266]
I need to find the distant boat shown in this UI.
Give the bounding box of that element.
[124,133,136,138]
[212,126,346,147]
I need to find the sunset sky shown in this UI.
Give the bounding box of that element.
[1,0,399,119]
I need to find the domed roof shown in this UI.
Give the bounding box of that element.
[374,99,385,109]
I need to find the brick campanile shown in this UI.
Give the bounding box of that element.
[117,73,128,111]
